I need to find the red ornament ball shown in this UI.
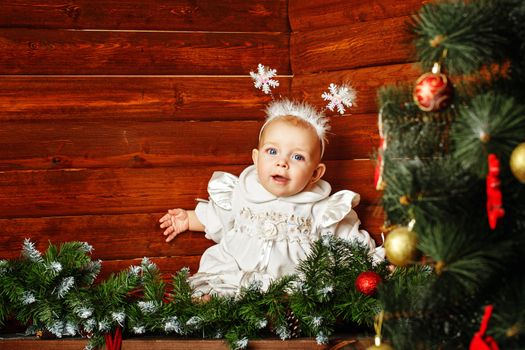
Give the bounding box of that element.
[413,67,453,112]
[355,271,382,296]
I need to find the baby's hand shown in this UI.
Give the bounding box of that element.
[159,209,189,242]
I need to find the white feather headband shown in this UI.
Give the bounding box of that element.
[250,64,357,158]
[260,99,330,157]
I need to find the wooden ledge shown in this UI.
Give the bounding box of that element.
[0,335,373,350]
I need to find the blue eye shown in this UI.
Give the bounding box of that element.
[267,148,277,155]
[292,154,305,161]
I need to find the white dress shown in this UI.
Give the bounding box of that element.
[189,165,384,296]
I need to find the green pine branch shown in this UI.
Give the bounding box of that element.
[412,0,512,75]
[1,237,389,350]
[381,156,482,225]
[452,92,525,175]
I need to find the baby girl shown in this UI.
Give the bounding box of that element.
[159,99,384,296]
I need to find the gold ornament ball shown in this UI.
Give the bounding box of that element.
[367,343,394,350]
[384,226,419,267]
[510,142,525,183]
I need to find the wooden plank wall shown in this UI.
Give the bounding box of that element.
[0,0,290,280]
[0,0,428,282]
[288,0,428,240]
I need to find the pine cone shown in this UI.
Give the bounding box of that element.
[286,309,301,338]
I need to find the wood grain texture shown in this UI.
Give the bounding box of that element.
[0,1,289,32]
[291,16,416,74]
[0,339,90,350]
[0,161,380,219]
[0,1,398,321]
[0,29,290,75]
[0,117,377,171]
[0,77,291,121]
[354,205,385,241]
[289,0,427,31]
[0,213,213,260]
[292,63,422,115]
[0,121,260,170]
[0,337,377,350]
[0,203,384,262]
[323,159,381,207]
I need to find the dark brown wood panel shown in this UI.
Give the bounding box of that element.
[327,115,378,159]
[0,203,384,263]
[0,337,374,350]
[323,159,380,207]
[0,77,291,121]
[0,213,213,261]
[0,165,229,218]
[0,339,91,350]
[355,204,385,241]
[291,16,415,74]
[0,117,377,171]
[289,0,427,31]
[0,161,380,218]
[0,1,289,32]
[0,29,290,75]
[0,121,260,170]
[292,63,422,114]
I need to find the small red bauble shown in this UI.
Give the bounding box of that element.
[413,63,453,112]
[355,271,382,296]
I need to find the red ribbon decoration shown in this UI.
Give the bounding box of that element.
[486,154,505,230]
[105,325,122,350]
[469,305,500,350]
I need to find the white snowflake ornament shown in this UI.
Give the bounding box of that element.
[22,238,43,263]
[76,306,94,319]
[111,310,126,326]
[21,291,36,305]
[316,331,329,345]
[56,276,75,298]
[250,64,279,95]
[234,337,249,350]
[321,83,356,115]
[138,300,158,314]
[164,316,182,333]
[133,325,146,334]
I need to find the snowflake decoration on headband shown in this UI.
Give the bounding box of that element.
[322,83,356,115]
[250,64,279,95]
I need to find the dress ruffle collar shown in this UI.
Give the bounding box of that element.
[239,165,331,204]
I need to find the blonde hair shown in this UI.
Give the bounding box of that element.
[260,99,330,157]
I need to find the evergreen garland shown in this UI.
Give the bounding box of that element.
[0,237,386,350]
[0,239,100,338]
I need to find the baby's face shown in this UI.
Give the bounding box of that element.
[252,117,325,197]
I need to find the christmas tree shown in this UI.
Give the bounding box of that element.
[375,0,525,349]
